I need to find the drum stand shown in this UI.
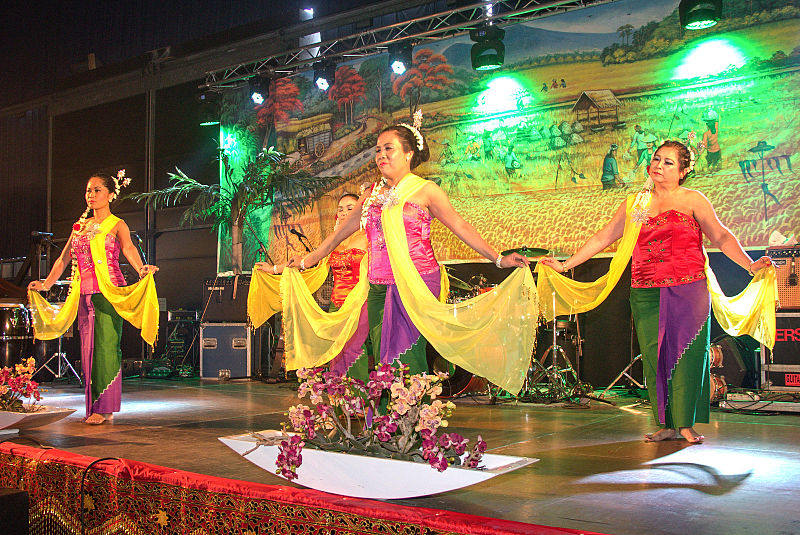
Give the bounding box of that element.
[600,354,643,398]
[37,336,82,385]
[520,320,582,402]
[599,318,644,397]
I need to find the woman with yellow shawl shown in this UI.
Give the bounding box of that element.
[284,120,532,386]
[540,141,774,443]
[28,172,159,425]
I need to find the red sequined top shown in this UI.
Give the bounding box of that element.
[328,247,366,307]
[631,210,706,288]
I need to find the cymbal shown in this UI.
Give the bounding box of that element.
[501,246,549,258]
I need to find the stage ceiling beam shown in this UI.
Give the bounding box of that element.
[1,0,614,117]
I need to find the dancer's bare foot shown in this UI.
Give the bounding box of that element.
[678,427,704,443]
[85,413,105,425]
[84,413,113,425]
[644,428,676,442]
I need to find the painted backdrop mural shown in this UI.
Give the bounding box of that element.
[217,0,800,272]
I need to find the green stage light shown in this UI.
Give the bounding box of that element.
[197,89,220,126]
[473,75,533,115]
[679,0,721,30]
[470,24,505,71]
[673,38,747,80]
[220,128,239,159]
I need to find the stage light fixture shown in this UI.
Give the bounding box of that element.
[469,24,505,71]
[388,42,413,75]
[249,75,269,105]
[196,89,220,126]
[314,60,336,91]
[679,0,722,30]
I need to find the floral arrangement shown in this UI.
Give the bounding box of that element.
[256,365,487,482]
[0,358,43,412]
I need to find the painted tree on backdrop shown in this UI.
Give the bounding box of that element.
[329,65,366,125]
[256,78,304,148]
[392,48,455,117]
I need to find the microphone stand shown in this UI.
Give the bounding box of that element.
[131,232,148,264]
[294,232,312,253]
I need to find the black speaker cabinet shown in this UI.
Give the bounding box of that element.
[761,312,800,391]
[202,276,250,322]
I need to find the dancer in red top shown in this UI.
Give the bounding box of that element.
[257,193,367,310]
[541,141,771,443]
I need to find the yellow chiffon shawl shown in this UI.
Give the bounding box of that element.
[28,215,160,346]
[248,257,330,330]
[279,173,540,394]
[535,194,777,349]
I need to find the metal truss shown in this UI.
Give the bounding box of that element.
[203,0,615,89]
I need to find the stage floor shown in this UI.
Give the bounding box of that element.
[14,377,800,535]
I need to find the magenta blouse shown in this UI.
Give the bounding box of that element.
[72,233,127,294]
[364,200,439,284]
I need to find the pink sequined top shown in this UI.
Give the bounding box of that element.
[72,233,127,294]
[631,210,706,288]
[364,200,439,284]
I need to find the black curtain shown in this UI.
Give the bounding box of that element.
[0,107,48,259]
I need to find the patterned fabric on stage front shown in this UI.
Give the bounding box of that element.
[329,247,366,307]
[631,210,706,288]
[1,443,588,535]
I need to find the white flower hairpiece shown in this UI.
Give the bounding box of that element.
[412,108,422,129]
[687,149,696,174]
[399,108,424,151]
[110,169,131,201]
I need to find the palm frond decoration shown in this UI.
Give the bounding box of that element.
[128,146,340,272]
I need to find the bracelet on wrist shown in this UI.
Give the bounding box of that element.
[300,258,306,271]
[273,264,278,275]
[747,262,755,276]
[495,254,503,268]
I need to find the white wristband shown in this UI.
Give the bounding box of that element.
[300,258,306,271]
[273,264,278,275]
[495,254,503,268]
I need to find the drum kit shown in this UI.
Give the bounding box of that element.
[0,281,81,384]
[0,299,32,368]
[440,247,591,403]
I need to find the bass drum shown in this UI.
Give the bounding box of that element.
[0,300,32,368]
[426,344,487,398]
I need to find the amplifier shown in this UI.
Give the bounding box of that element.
[767,246,800,310]
[761,312,800,391]
[202,275,250,322]
[168,310,199,323]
